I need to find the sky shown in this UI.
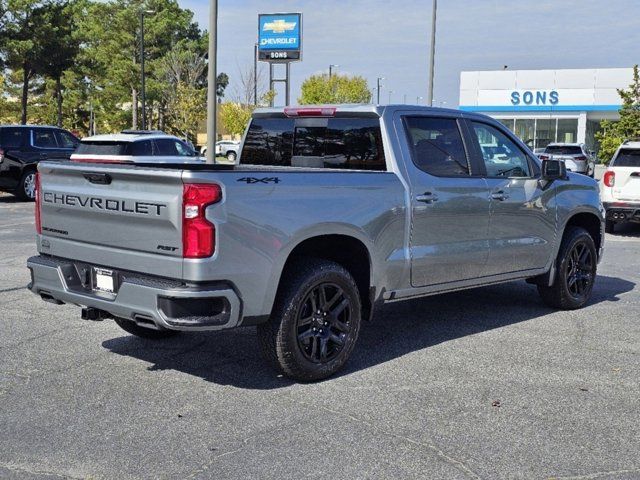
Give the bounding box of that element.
[179,0,640,107]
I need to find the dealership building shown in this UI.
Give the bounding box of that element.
[459,68,633,152]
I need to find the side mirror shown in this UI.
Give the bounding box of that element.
[541,159,566,181]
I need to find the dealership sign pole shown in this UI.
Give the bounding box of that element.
[206,0,218,164]
[258,13,303,107]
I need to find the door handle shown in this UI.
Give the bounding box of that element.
[416,192,439,204]
[491,190,509,201]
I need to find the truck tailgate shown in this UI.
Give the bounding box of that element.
[38,162,184,278]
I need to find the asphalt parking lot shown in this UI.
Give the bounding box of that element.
[1,191,639,480]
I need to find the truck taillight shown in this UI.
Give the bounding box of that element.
[35,172,42,234]
[539,155,549,160]
[182,183,222,258]
[603,171,615,187]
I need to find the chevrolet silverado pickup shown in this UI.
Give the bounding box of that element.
[28,105,605,381]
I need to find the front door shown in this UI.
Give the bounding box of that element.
[401,115,492,287]
[466,120,557,276]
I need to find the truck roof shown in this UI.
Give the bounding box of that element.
[252,104,470,118]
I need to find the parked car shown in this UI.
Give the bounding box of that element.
[28,105,604,381]
[71,130,201,163]
[600,140,640,233]
[0,125,79,200]
[538,143,596,177]
[200,141,240,162]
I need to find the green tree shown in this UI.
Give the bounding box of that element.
[219,101,252,137]
[165,82,205,143]
[38,1,81,127]
[299,74,372,105]
[596,65,640,162]
[1,0,53,124]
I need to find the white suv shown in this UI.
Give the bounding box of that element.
[600,140,640,233]
[539,143,596,177]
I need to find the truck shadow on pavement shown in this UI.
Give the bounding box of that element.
[102,275,635,390]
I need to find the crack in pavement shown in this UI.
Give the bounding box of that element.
[0,462,84,479]
[284,394,483,480]
[0,285,28,294]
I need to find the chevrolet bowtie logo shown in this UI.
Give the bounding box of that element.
[263,19,297,34]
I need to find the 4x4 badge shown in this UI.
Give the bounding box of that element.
[237,177,281,184]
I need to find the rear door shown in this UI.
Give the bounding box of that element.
[610,149,640,201]
[398,113,492,287]
[467,120,556,275]
[53,129,80,160]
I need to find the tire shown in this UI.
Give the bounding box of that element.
[114,317,180,340]
[226,151,237,162]
[257,259,362,382]
[17,170,36,201]
[537,226,597,310]
[605,220,615,234]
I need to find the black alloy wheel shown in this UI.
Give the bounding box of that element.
[296,283,352,364]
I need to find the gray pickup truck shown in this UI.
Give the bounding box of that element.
[28,105,605,381]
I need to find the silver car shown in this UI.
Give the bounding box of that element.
[539,143,596,177]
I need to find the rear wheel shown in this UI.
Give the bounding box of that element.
[114,317,180,340]
[17,170,36,201]
[605,220,615,234]
[537,226,597,310]
[226,151,237,162]
[257,259,362,382]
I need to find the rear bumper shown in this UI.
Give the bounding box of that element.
[27,255,242,332]
[603,202,640,223]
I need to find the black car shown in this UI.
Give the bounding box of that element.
[0,125,80,200]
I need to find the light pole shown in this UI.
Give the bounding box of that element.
[329,64,339,78]
[254,43,258,106]
[388,90,394,105]
[403,94,407,104]
[427,0,437,106]
[416,96,424,105]
[376,77,385,105]
[140,9,154,130]
[206,0,218,164]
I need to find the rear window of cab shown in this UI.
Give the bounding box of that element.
[241,117,387,171]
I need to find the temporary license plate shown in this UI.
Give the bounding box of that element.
[94,268,115,293]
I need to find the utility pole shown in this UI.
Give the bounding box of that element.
[206,0,218,164]
[417,96,424,105]
[403,94,407,104]
[254,43,258,106]
[376,77,384,105]
[427,0,437,106]
[388,90,394,105]
[329,64,339,78]
[139,10,154,130]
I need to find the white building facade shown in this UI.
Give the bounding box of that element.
[459,68,632,152]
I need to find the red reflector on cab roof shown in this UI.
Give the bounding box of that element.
[284,107,336,118]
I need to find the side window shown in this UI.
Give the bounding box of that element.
[175,140,194,157]
[0,128,25,148]
[55,130,79,149]
[471,122,531,178]
[130,140,153,156]
[404,117,470,176]
[33,129,59,149]
[153,139,180,156]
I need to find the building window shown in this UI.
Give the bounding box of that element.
[497,119,515,132]
[515,119,535,149]
[557,119,578,144]
[535,119,556,150]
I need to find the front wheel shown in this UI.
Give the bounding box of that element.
[226,151,237,162]
[114,317,180,340]
[257,259,362,382]
[537,226,597,310]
